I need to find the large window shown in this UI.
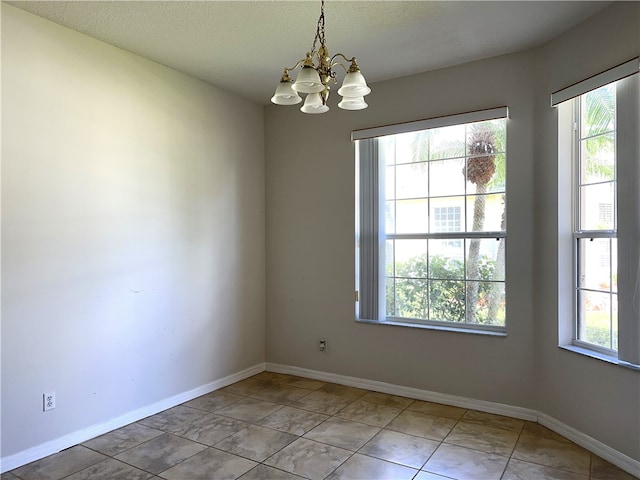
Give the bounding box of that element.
[355,108,507,333]
[554,58,639,366]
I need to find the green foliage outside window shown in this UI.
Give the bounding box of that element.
[387,253,504,325]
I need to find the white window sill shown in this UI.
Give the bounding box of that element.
[356,318,507,337]
[559,344,640,371]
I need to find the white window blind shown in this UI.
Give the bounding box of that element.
[550,57,639,106]
[352,107,508,141]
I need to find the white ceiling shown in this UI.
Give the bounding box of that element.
[9,1,611,105]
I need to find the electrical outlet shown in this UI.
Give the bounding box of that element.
[319,339,327,352]
[43,392,56,411]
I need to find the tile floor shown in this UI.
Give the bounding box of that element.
[3,372,637,480]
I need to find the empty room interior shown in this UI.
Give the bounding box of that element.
[1,1,639,479]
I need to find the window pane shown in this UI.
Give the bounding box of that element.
[469,119,506,154]
[385,239,395,277]
[466,194,506,232]
[386,279,395,317]
[429,280,465,322]
[465,238,505,281]
[478,281,505,325]
[431,198,464,233]
[395,163,429,199]
[579,290,614,349]
[612,295,618,350]
[429,124,465,160]
[380,137,396,166]
[579,183,615,230]
[385,200,395,234]
[611,239,617,293]
[395,131,428,164]
[395,278,428,319]
[394,240,428,279]
[396,199,428,233]
[580,133,615,184]
[429,241,464,279]
[578,238,612,291]
[429,158,465,197]
[385,166,395,200]
[580,84,615,138]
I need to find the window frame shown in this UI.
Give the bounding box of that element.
[355,107,509,335]
[555,59,640,368]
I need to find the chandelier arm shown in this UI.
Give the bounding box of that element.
[330,53,356,64]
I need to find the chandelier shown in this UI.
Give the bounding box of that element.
[270,0,371,114]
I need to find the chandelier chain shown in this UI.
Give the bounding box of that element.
[311,0,326,54]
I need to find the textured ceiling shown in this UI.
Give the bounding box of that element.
[9,1,611,105]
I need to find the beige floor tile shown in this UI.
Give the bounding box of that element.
[317,383,368,399]
[360,391,414,409]
[272,376,327,391]
[336,399,402,427]
[423,443,509,480]
[502,458,588,480]
[251,372,297,384]
[83,423,164,456]
[326,453,417,480]
[460,410,524,433]
[224,378,274,397]
[165,413,250,445]
[12,446,107,480]
[238,464,306,479]
[413,471,453,479]
[359,429,439,469]
[214,424,297,462]
[444,421,519,456]
[63,458,152,480]
[591,455,638,480]
[158,447,256,480]
[512,431,591,476]
[522,421,572,443]
[138,405,206,431]
[213,397,283,422]
[114,433,207,474]
[290,391,353,415]
[386,410,457,441]
[304,417,379,451]
[408,400,467,420]
[264,438,351,480]
[183,391,245,412]
[245,383,312,404]
[257,406,328,435]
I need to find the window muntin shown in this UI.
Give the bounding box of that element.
[574,83,618,353]
[359,116,507,331]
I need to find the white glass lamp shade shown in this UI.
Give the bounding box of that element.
[292,66,325,94]
[337,70,371,97]
[300,92,329,114]
[271,81,302,105]
[338,96,368,111]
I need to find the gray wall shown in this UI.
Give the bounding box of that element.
[533,1,640,460]
[265,50,537,405]
[265,1,639,461]
[1,4,265,459]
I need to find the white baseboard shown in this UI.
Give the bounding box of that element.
[266,362,640,478]
[538,413,640,478]
[0,363,265,474]
[266,362,538,421]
